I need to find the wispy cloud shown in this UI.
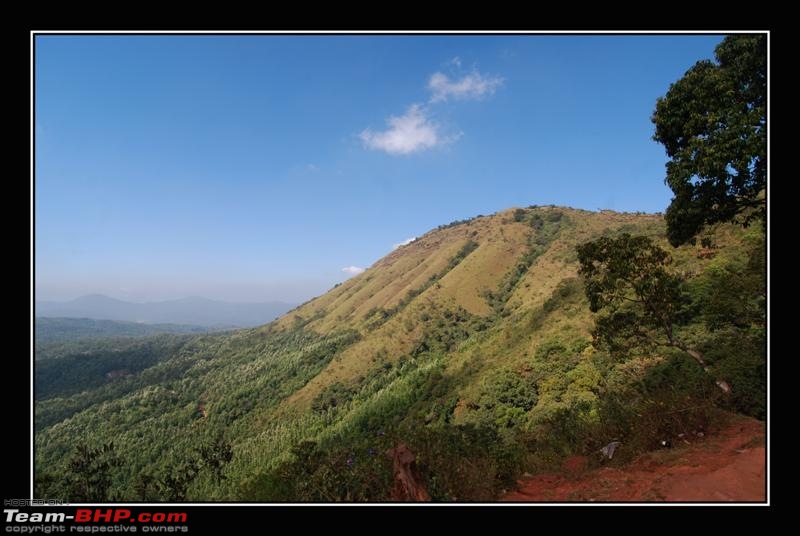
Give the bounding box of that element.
[428,69,504,103]
[360,105,458,156]
[359,61,503,156]
[342,266,365,276]
[392,237,416,250]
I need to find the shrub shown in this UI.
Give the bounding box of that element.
[477,368,538,429]
[400,423,526,501]
[240,438,393,502]
[701,329,766,419]
[311,382,357,413]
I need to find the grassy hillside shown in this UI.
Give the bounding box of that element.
[34,206,765,501]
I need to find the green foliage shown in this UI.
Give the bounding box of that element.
[402,423,525,500]
[641,352,716,396]
[38,434,234,502]
[312,382,357,413]
[157,459,202,502]
[689,236,765,418]
[410,304,484,356]
[35,317,209,346]
[577,234,692,354]
[240,438,393,502]
[523,351,719,466]
[478,368,538,428]
[132,472,160,501]
[690,239,765,331]
[35,334,192,401]
[600,354,718,453]
[652,34,766,246]
[575,230,769,416]
[196,434,234,484]
[34,442,124,502]
[482,368,538,411]
[142,434,235,501]
[526,339,602,433]
[700,329,766,419]
[535,339,568,360]
[243,419,528,502]
[64,442,123,502]
[35,326,359,500]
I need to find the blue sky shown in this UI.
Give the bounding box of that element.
[35,34,724,303]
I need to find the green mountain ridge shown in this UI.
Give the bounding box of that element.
[35,317,215,347]
[34,205,765,501]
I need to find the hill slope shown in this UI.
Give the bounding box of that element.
[34,206,765,501]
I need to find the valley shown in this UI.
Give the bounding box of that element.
[34,206,765,502]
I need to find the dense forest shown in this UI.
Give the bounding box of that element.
[35,317,211,346]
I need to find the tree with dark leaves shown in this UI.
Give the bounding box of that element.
[196,435,234,484]
[64,442,122,502]
[577,234,730,392]
[652,34,766,246]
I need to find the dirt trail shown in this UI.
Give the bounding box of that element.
[502,415,766,502]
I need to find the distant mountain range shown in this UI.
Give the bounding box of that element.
[35,294,295,328]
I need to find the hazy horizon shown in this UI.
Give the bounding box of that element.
[35,291,299,305]
[34,281,326,304]
[35,34,724,303]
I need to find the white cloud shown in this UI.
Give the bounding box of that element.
[358,62,502,156]
[306,163,319,172]
[392,237,416,250]
[360,104,454,156]
[428,69,504,103]
[342,266,365,276]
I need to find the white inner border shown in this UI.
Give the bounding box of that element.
[29,29,770,508]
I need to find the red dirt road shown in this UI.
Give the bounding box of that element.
[502,415,766,502]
